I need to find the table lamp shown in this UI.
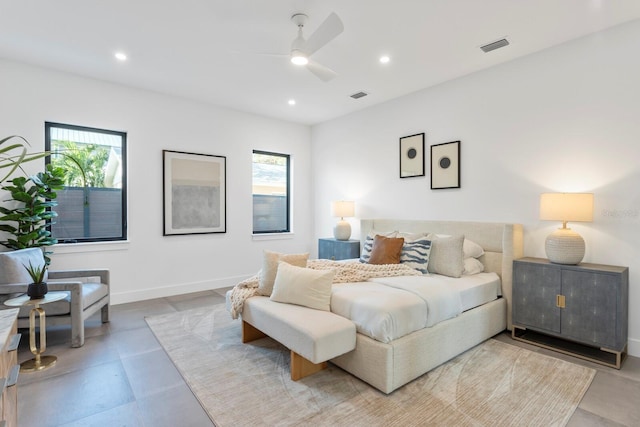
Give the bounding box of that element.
[331,200,355,240]
[540,193,594,264]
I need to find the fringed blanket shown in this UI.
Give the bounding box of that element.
[227,259,421,319]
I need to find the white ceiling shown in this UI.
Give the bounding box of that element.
[2,1,640,125]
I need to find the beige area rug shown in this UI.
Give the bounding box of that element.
[146,305,595,427]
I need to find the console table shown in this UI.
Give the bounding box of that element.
[512,257,628,368]
[0,309,20,427]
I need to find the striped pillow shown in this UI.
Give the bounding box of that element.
[400,237,432,274]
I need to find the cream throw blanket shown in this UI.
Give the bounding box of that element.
[228,259,422,319]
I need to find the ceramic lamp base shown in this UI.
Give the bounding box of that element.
[545,228,585,265]
[333,220,351,241]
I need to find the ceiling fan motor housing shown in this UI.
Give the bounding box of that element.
[291,13,308,27]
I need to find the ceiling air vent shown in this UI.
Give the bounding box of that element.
[350,91,368,99]
[480,38,509,53]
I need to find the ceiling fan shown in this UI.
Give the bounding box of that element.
[285,12,344,82]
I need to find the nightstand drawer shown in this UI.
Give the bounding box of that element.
[318,238,360,261]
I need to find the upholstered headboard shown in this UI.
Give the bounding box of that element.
[360,219,524,330]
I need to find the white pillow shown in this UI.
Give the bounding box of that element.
[463,239,485,259]
[257,250,309,296]
[435,234,484,259]
[270,262,335,311]
[397,231,429,242]
[426,234,465,278]
[463,258,485,275]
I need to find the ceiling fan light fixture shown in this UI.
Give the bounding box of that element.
[290,50,308,65]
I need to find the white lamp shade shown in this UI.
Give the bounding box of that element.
[331,200,355,218]
[540,193,594,223]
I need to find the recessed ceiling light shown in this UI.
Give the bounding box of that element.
[114,52,127,61]
[288,99,296,106]
[379,56,390,64]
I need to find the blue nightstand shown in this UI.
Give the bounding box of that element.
[318,238,360,260]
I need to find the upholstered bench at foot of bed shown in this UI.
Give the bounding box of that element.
[240,296,356,380]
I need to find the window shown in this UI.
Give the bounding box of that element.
[45,122,127,243]
[252,150,290,233]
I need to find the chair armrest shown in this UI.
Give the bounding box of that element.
[48,269,110,286]
[45,281,84,292]
[0,283,28,294]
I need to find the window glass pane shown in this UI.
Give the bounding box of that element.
[252,151,289,233]
[45,122,127,242]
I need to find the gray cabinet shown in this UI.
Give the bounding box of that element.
[512,257,628,368]
[318,238,360,261]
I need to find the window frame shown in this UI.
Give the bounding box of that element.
[252,150,291,234]
[45,121,128,243]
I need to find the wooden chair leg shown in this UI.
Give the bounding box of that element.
[290,350,327,381]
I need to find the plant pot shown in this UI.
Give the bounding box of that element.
[27,282,48,300]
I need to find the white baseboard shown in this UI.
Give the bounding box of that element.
[110,274,251,305]
[628,337,640,358]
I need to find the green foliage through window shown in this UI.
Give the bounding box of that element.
[51,140,109,187]
[45,122,127,243]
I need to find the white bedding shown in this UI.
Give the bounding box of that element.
[330,272,501,343]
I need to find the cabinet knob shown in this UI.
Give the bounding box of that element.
[556,294,566,308]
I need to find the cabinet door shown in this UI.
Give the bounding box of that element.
[513,262,561,333]
[318,239,359,260]
[318,239,336,260]
[561,270,618,349]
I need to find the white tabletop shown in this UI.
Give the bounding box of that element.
[4,291,67,307]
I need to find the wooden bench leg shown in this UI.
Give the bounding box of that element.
[242,321,267,343]
[290,350,327,381]
[242,322,327,380]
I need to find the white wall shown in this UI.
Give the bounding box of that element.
[311,20,640,356]
[0,59,313,304]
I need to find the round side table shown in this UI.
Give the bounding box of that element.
[4,291,67,372]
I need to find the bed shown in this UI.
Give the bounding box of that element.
[328,219,524,393]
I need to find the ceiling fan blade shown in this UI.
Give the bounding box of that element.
[305,12,344,56]
[306,60,337,82]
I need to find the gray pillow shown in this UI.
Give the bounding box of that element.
[426,234,464,278]
[0,248,48,284]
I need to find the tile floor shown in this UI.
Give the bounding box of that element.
[12,289,640,426]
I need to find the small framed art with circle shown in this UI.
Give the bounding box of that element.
[430,140,460,189]
[399,133,425,178]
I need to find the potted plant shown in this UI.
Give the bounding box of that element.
[0,135,47,184]
[24,260,48,299]
[0,164,65,265]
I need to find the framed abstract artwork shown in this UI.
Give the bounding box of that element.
[430,141,460,189]
[163,150,226,235]
[399,133,425,178]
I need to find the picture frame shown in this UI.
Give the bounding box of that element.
[163,150,226,235]
[399,133,425,178]
[430,141,460,189]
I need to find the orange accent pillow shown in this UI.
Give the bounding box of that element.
[368,235,405,265]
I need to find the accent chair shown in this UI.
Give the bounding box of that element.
[0,247,110,347]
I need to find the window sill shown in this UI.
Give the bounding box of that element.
[52,240,130,254]
[252,232,294,241]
